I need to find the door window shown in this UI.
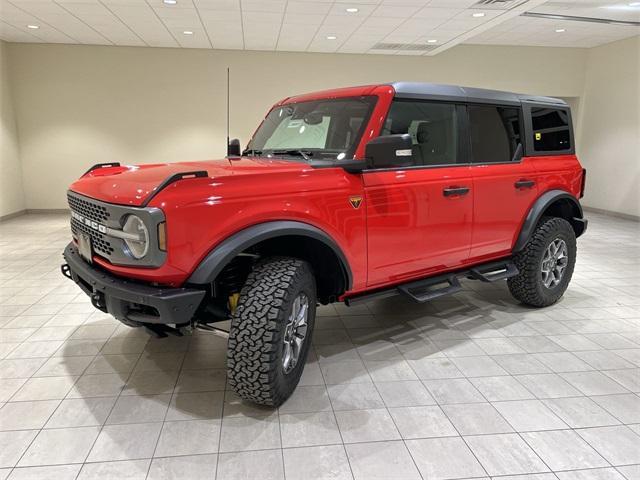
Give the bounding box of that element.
[381,101,459,166]
[530,107,571,152]
[469,105,521,164]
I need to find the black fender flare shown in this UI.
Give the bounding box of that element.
[187,220,353,288]
[513,189,586,252]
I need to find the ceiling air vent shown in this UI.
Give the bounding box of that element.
[472,0,528,10]
[371,43,438,52]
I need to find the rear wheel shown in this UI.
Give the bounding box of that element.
[227,257,316,406]
[508,216,576,307]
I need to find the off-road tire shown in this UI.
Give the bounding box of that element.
[508,216,576,308]
[227,257,316,406]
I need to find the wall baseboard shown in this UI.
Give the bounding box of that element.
[583,206,640,222]
[0,210,27,222]
[26,208,70,214]
[0,208,70,222]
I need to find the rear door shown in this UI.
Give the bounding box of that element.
[364,100,473,288]
[468,104,539,262]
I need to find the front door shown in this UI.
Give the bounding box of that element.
[364,100,473,288]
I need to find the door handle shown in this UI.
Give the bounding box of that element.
[443,186,470,197]
[515,179,535,189]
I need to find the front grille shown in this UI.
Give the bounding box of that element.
[68,192,114,259]
[70,217,114,257]
[66,190,166,268]
[67,193,110,223]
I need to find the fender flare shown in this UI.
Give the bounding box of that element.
[187,220,353,288]
[513,189,586,252]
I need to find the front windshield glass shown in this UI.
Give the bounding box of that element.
[245,96,377,160]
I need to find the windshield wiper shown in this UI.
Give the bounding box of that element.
[268,149,314,160]
[242,149,263,156]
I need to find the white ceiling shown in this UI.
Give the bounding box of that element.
[1,0,639,55]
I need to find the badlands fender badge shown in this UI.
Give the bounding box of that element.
[349,195,363,209]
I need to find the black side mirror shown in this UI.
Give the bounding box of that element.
[227,138,241,157]
[365,134,414,169]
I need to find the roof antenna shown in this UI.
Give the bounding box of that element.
[225,67,241,157]
[226,66,230,153]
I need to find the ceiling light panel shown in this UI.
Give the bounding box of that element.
[242,0,286,14]
[1,0,638,53]
[285,2,332,15]
[192,0,240,11]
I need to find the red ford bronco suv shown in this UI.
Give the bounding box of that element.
[62,82,587,406]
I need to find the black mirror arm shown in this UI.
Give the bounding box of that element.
[336,159,366,174]
[511,143,524,163]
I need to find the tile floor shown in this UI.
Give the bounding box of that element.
[0,212,638,480]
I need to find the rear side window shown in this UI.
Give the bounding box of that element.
[381,101,459,166]
[469,105,521,163]
[531,107,571,152]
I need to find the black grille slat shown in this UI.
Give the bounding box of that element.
[67,193,110,223]
[70,218,114,256]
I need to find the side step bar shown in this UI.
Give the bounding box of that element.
[345,259,518,306]
[467,260,519,283]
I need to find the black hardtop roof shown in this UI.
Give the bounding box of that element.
[388,82,567,107]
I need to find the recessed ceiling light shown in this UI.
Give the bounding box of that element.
[629,2,640,6]
[345,7,359,13]
[555,28,566,32]
[26,24,39,29]
[183,30,193,35]
[164,0,177,4]
[472,12,486,17]
[326,35,337,40]
[427,39,438,43]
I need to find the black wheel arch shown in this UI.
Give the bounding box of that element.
[514,189,587,253]
[187,220,353,303]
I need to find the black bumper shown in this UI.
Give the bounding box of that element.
[62,243,205,325]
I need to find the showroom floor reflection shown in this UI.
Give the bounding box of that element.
[0,212,638,480]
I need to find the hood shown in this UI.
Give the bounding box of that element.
[69,157,309,206]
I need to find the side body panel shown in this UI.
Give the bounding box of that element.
[532,154,584,199]
[94,168,368,288]
[363,166,473,288]
[469,158,539,262]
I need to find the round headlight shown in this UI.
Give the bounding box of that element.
[122,215,149,259]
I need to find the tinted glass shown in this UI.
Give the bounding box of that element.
[469,106,521,164]
[247,96,376,160]
[531,107,571,152]
[382,101,458,166]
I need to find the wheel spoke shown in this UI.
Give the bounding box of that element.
[541,238,569,290]
[282,292,310,374]
[282,341,292,371]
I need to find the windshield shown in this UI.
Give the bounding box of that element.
[245,96,377,160]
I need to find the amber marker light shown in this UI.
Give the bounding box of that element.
[158,222,167,251]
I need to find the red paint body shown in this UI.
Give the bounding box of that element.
[69,84,585,298]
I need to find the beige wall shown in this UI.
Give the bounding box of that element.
[577,36,640,218]
[7,42,589,210]
[0,41,25,217]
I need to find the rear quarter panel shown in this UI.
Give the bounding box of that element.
[531,154,584,199]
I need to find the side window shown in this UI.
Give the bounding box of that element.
[382,101,458,166]
[469,105,521,164]
[531,107,571,152]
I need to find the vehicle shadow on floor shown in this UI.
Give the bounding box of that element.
[63,281,596,424]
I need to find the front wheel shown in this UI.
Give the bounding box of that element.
[227,257,316,406]
[508,216,577,308]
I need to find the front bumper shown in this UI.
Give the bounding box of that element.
[62,243,205,325]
